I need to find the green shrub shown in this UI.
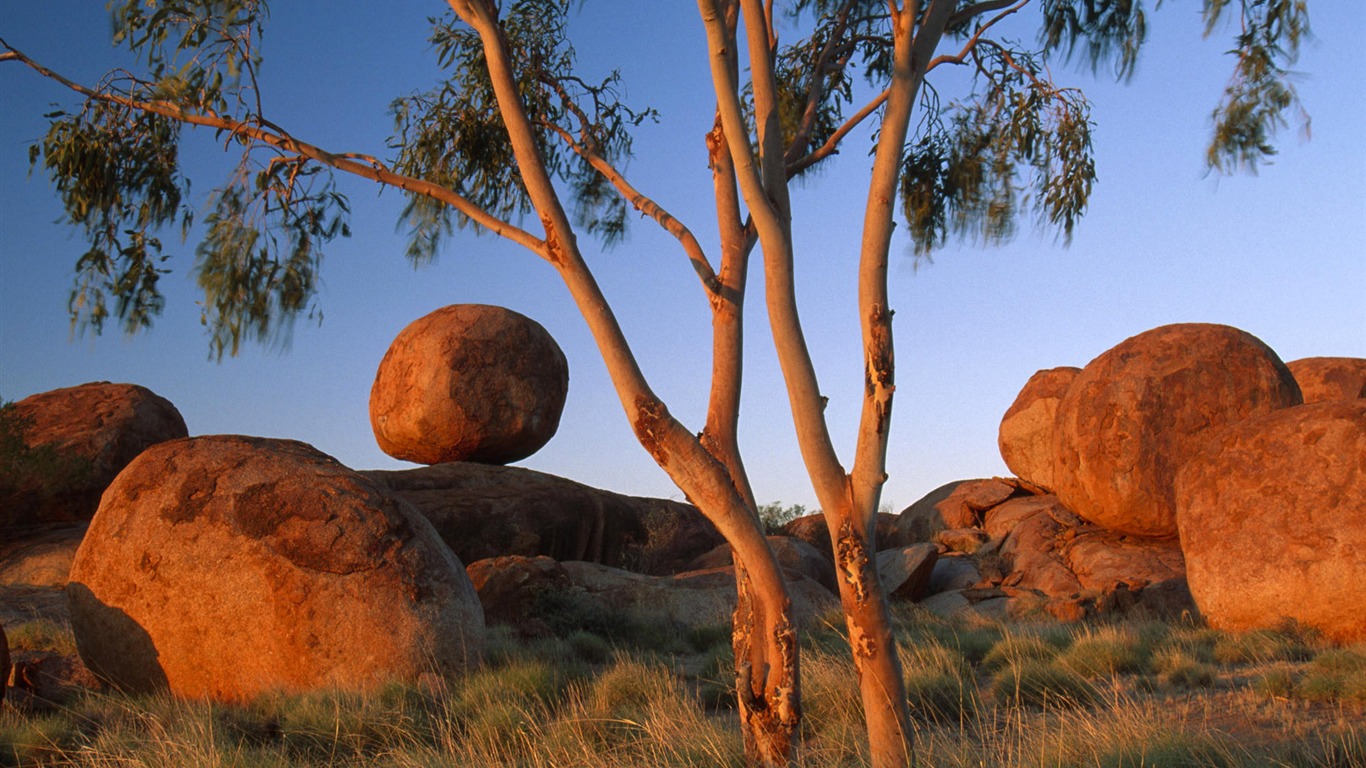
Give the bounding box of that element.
[981,633,1063,672]
[1058,625,1150,679]
[987,658,1095,708]
[1154,648,1218,689]
[1214,627,1315,666]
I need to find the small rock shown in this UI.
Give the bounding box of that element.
[935,528,991,554]
[875,544,939,601]
[926,556,981,595]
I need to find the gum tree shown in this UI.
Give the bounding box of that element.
[1,0,1308,764]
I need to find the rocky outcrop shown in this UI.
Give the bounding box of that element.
[1052,323,1302,537]
[0,523,87,587]
[362,462,721,574]
[466,555,574,636]
[686,536,838,594]
[896,478,1025,543]
[369,304,569,465]
[875,543,939,601]
[68,435,484,701]
[1176,400,1366,644]
[998,366,1080,492]
[1,382,187,526]
[558,561,839,631]
[1286,357,1366,403]
[779,512,904,556]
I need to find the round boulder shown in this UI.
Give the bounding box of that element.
[1053,324,1302,537]
[1286,357,1366,403]
[998,367,1080,492]
[67,435,484,701]
[369,305,568,465]
[1176,400,1366,644]
[1,382,187,526]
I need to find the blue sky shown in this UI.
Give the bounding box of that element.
[2,1,1363,512]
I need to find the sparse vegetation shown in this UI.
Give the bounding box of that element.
[3,611,1362,767]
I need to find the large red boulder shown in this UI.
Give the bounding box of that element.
[1176,400,1366,644]
[68,436,484,701]
[1,382,187,526]
[1286,357,1366,403]
[998,367,1080,492]
[369,305,568,465]
[1052,324,1302,537]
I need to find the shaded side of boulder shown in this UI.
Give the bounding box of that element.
[1176,400,1366,644]
[369,304,568,465]
[1,382,187,526]
[363,462,720,573]
[69,435,485,701]
[1053,323,1302,537]
[998,366,1080,492]
[1286,357,1366,403]
[875,544,939,601]
[896,478,1024,543]
[6,649,104,709]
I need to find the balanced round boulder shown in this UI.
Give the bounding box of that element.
[998,367,1080,492]
[1286,357,1366,403]
[67,435,484,701]
[1,382,187,526]
[1176,400,1366,644]
[370,304,568,465]
[1052,324,1302,537]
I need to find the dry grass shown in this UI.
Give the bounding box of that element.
[2,609,1363,768]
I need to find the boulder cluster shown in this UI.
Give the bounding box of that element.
[1,313,1361,709]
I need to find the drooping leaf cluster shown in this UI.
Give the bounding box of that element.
[1040,0,1148,79]
[390,0,654,265]
[195,151,350,358]
[901,46,1095,256]
[26,0,354,357]
[31,98,189,336]
[1204,0,1309,172]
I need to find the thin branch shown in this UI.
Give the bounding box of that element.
[927,0,1030,72]
[1,41,546,256]
[543,119,723,296]
[786,88,890,176]
[946,0,1029,29]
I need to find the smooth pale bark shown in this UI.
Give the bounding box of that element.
[451,2,800,764]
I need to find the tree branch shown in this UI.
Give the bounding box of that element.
[927,0,1031,72]
[1,41,546,256]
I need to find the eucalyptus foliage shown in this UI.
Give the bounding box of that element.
[6,0,1312,357]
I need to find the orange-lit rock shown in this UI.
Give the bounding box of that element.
[1176,400,1366,644]
[1286,356,1366,403]
[68,436,484,701]
[1053,324,1302,537]
[779,512,903,556]
[998,366,1080,492]
[369,304,568,465]
[896,478,1023,543]
[466,555,573,636]
[1,382,187,526]
[686,536,838,594]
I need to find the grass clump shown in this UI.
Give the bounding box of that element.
[986,658,1096,708]
[3,619,77,656]
[1058,624,1150,679]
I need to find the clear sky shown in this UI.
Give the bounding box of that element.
[2,2,1363,513]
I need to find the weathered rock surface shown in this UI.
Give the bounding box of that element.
[998,366,1080,492]
[1176,400,1366,644]
[0,523,87,586]
[778,512,904,557]
[1063,532,1185,594]
[369,304,568,465]
[928,555,981,594]
[1053,323,1302,537]
[897,478,1024,543]
[68,435,485,701]
[686,536,838,594]
[6,649,103,708]
[1,382,187,526]
[1286,357,1366,403]
[362,462,721,574]
[466,555,573,636]
[875,543,939,601]
[559,561,839,631]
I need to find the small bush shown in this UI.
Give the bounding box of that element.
[1214,627,1315,666]
[987,659,1095,708]
[981,633,1063,672]
[1059,625,1150,679]
[1253,663,1302,699]
[1154,648,1218,689]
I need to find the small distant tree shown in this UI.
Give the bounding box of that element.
[1,1,1309,764]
